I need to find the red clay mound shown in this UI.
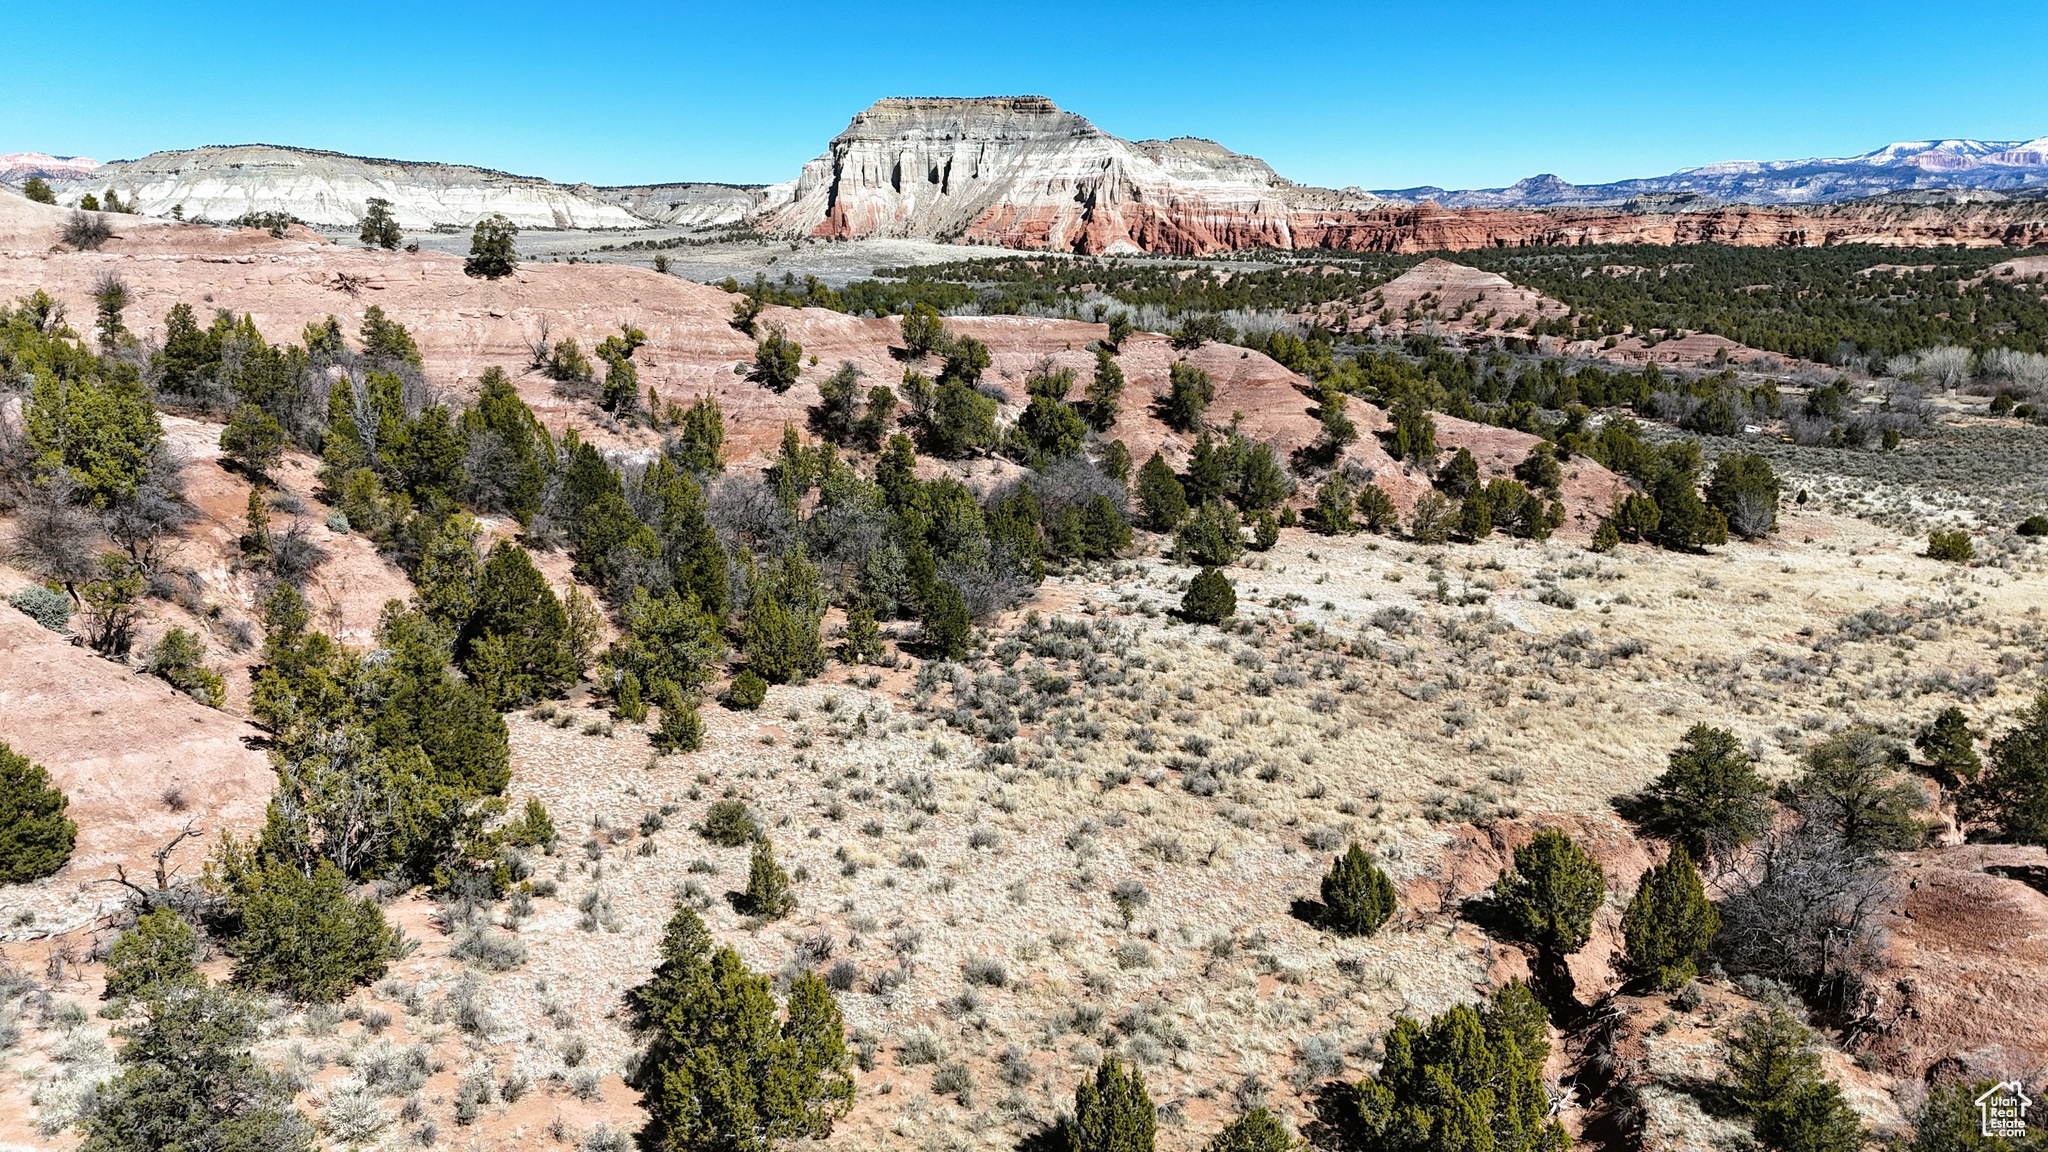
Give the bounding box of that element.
[0,188,1623,535]
[0,605,275,937]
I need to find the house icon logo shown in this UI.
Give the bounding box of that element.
[1977,1080,2032,1139]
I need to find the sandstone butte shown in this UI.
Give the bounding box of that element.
[769,97,2048,255]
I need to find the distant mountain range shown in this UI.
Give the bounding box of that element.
[1374,137,2048,208]
[6,109,2047,254]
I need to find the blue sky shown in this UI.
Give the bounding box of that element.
[10,0,2044,191]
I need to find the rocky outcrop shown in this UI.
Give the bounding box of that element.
[758,96,1382,254]
[39,144,650,230]
[583,181,771,227]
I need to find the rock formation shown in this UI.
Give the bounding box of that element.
[581,181,769,227]
[7,102,2046,252]
[757,99,2048,254]
[758,96,1382,253]
[0,151,101,184]
[40,144,651,230]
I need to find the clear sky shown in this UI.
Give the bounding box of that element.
[10,0,2045,192]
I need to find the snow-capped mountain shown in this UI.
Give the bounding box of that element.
[1375,137,2048,209]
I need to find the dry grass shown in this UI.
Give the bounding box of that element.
[7,501,2042,1150]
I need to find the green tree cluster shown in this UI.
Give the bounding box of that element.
[1349,982,1566,1152]
[629,904,854,1151]
[1723,1003,1865,1152]
[247,582,512,889]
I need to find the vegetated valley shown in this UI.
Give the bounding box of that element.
[1,185,2046,1152]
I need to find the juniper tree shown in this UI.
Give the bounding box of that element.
[1312,470,1356,534]
[1203,1109,1294,1152]
[1440,447,1480,498]
[672,395,727,476]
[1174,500,1244,568]
[222,858,402,1002]
[1723,1004,1865,1152]
[920,580,972,660]
[1620,847,1718,989]
[1350,984,1564,1152]
[1085,347,1125,430]
[1388,391,1436,463]
[1070,1056,1156,1152]
[1320,843,1396,936]
[1913,706,1981,786]
[745,588,825,685]
[840,602,883,664]
[899,303,948,360]
[1492,828,1606,959]
[651,680,705,755]
[1180,567,1236,625]
[1706,452,1781,539]
[724,669,767,710]
[460,540,575,709]
[464,213,518,279]
[1405,492,1451,544]
[925,376,998,457]
[745,838,794,919]
[750,329,804,393]
[1136,452,1188,530]
[636,940,853,1152]
[80,984,314,1152]
[1103,312,1134,353]
[1961,689,2048,846]
[0,742,77,883]
[811,360,867,444]
[1160,362,1214,432]
[1356,483,1397,534]
[1792,728,1926,853]
[105,908,201,1000]
[358,197,402,249]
